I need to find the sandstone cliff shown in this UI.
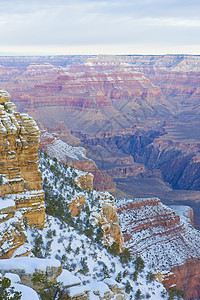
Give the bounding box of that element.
[0,90,45,258]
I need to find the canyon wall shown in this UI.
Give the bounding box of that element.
[1,54,200,194]
[117,198,200,299]
[0,90,45,258]
[39,131,116,192]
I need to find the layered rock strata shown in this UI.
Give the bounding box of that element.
[117,198,200,299]
[0,90,45,257]
[39,131,116,192]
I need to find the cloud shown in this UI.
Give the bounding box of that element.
[0,0,199,54]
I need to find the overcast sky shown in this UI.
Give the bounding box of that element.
[0,0,199,55]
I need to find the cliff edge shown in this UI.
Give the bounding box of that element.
[0,90,45,258]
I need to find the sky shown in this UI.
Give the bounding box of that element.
[0,0,199,55]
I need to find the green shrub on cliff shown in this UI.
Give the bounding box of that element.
[0,175,3,186]
[0,277,22,300]
[31,270,63,300]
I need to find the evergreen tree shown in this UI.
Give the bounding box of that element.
[0,277,22,300]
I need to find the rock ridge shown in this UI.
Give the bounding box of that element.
[0,90,45,258]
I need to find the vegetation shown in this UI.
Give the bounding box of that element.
[35,150,175,299]
[0,277,22,300]
[119,248,131,264]
[79,257,89,275]
[32,270,64,300]
[109,242,120,256]
[0,175,3,186]
[146,272,154,283]
[115,271,122,283]
[135,288,142,300]
[168,287,185,300]
[125,280,133,294]
[134,256,145,272]
[38,151,102,242]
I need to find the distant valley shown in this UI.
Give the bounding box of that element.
[1,54,200,229]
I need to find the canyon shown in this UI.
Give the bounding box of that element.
[0,90,45,258]
[1,54,200,298]
[0,55,199,194]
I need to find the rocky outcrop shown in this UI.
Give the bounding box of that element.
[72,159,116,192]
[117,197,200,299]
[164,258,200,300]
[0,257,126,299]
[68,194,86,217]
[91,193,125,251]
[103,164,146,179]
[0,215,27,258]
[67,279,126,300]
[117,198,182,251]
[39,131,116,192]
[75,173,93,191]
[0,257,62,292]
[0,90,45,257]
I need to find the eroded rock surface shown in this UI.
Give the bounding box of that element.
[117,197,200,299]
[0,90,45,257]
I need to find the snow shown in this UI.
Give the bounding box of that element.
[117,197,200,271]
[13,283,39,300]
[0,90,10,98]
[0,198,15,210]
[34,150,170,299]
[12,243,32,258]
[0,257,61,274]
[87,282,111,297]
[40,131,87,162]
[67,285,91,297]
[103,277,123,289]
[4,273,21,283]
[57,269,81,286]
[170,205,192,226]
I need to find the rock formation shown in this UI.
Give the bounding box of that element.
[0,257,62,292]
[117,198,200,299]
[1,54,200,196]
[39,131,116,192]
[0,90,45,258]
[92,192,125,251]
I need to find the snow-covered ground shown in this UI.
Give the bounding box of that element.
[0,150,188,299]
[40,131,87,162]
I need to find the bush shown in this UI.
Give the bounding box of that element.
[125,280,133,294]
[135,289,142,300]
[146,272,154,283]
[32,270,63,300]
[95,223,104,244]
[132,270,138,281]
[123,269,129,278]
[134,256,145,272]
[80,258,89,275]
[120,248,131,264]
[0,175,3,186]
[85,227,94,238]
[109,242,120,256]
[32,234,44,258]
[102,264,110,279]
[115,272,122,283]
[0,277,22,300]
[168,287,185,300]
[75,247,80,255]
